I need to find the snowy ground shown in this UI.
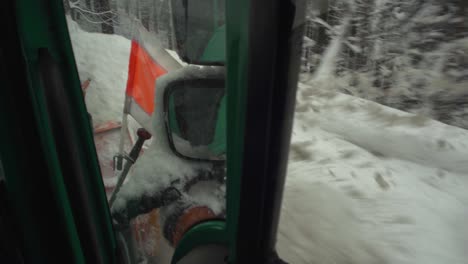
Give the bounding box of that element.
[67,19,468,264]
[278,81,468,264]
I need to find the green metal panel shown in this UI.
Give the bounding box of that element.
[208,95,227,155]
[171,221,227,263]
[201,25,226,63]
[171,0,250,260]
[225,0,251,262]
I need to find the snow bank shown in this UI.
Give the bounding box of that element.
[277,181,387,264]
[277,81,468,264]
[67,17,130,125]
[296,82,468,174]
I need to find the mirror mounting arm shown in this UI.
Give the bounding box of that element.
[109,128,152,207]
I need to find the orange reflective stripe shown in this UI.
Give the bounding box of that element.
[126,40,167,115]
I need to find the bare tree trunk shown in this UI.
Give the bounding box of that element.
[152,0,159,33]
[125,0,130,13]
[141,4,150,31]
[95,0,114,34]
[168,0,176,49]
[63,0,71,14]
[313,15,352,81]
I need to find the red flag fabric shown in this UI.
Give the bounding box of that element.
[126,40,167,115]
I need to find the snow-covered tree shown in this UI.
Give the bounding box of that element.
[66,0,176,49]
[303,0,468,128]
[66,0,115,34]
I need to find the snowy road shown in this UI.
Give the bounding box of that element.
[68,19,468,264]
[278,82,468,264]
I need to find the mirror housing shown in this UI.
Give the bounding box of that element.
[163,75,226,161]
[171,0,225,65]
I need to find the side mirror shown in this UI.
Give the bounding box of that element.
[164,78,226,161]
[171,0,225,65]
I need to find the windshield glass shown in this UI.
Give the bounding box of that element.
[64,0,227,262]
[172,0,226,64]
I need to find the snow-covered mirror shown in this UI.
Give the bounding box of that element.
[164,79,226,161]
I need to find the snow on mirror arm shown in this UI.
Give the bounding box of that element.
[164,79,226,161]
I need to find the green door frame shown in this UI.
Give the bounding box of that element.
[0,1,85,262]
[226,0,306,263]
[172,0,252,261]
[0,0,117,262]
[224,0,251,262]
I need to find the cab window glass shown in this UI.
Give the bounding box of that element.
[64,0,226,262]
[278,1,468,263]
[172,0,226,64]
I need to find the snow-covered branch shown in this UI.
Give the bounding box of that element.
[312,18,362,54]
[68,0,117,27]
[70,1,114,16]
